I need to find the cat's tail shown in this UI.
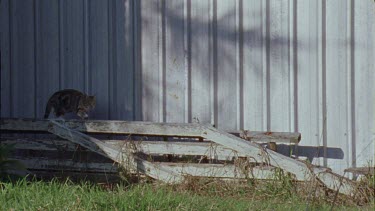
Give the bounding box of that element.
[44,101,52,119]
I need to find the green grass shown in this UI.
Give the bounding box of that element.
[1,178,373,211]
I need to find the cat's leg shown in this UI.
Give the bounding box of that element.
[55,111,66,125]
[77,110,88,120]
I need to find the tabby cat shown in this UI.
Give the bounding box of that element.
[44,89,96,119]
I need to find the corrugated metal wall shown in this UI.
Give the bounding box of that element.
[1,0,374,174]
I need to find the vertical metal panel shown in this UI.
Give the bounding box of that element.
[61,0,85,90]
[35,0,60,119]
[190,0,211,124]
[325,0,351,173]
[88,0,109,119]
[216,0,237,130]
[242,0,266,131]
[296,0,324,166]
[110,0,135,120]
[164,0,186,123]
[0,0,11,117]
[269,0,291,132]
[140,0,162,122]
[354,0,375,168]
[0,0,374,173]
[10,0,35,118]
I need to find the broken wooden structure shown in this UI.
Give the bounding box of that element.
[0,118,358,196]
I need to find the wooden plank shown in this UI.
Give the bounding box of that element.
[11,156,278,180]
[47,120,184,183]
[3,137,300,161]
[11,158,118,173]
[155,163,277,180]
[203,126,356,195]
[314,169,358,197]
[2,138,238,160]
[0,118,300,143]
[345,167,375,176]
[236,130,300,143]
[0,119,356,195]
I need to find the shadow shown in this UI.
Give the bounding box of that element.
[264,144,344,163]
[137,1,298,128]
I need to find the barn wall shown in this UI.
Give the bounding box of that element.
[1,0,374,173]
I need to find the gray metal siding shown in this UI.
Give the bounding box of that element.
[1,0,374,173]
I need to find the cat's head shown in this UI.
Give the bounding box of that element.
[82,95,96,110]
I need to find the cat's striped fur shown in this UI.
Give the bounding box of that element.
[44,89,96,119]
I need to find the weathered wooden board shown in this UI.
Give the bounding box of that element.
[10,158,118,173]
[9,156,278,180]
[153,163,277,179]
[0,118,356,195]
[47,120,184,183]
[345,167,374,176]
[207,127,357,195]
[0,118,300,143]
[2,138,239,160]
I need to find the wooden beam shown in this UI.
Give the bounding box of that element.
[344,167,374,176]
[10,157,278,180]
[1,118,300,143]
[9,158,119,173]
[154,163,277,179]
[2,137,243,160]
[47,120,184,183]
[202,126,357,196]
[0,118,355,195]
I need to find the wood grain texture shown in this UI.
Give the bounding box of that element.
[0,0,373,176]
[0,118,356,195]
[47,120,184,183]
[1,118,300,143]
